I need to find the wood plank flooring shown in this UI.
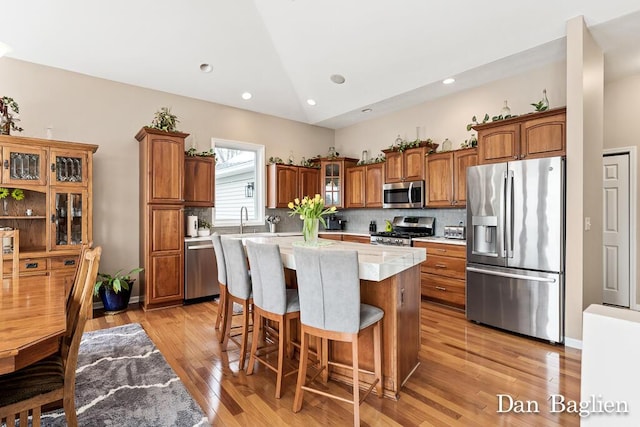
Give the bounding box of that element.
[86,300,581,426]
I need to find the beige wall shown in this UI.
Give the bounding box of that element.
[604,73,640,306]
[565,16,604,341]
[0,57,334,296]
[335,62,567,157]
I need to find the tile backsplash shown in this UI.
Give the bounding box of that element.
[186,207,466,237]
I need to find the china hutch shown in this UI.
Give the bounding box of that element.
[0,134,97,293]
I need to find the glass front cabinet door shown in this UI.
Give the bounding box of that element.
[50,189,88,250]
[50,149,89,186]
[1,144,48,186]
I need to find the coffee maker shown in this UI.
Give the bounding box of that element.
[325,215,346,230]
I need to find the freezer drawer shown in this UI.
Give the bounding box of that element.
[466,263,563,343]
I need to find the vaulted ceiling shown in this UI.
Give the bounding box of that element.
[2,1,640,129]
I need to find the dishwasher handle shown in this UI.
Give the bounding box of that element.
[187,243,214,250]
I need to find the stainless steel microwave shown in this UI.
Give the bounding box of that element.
[382,180,424,208]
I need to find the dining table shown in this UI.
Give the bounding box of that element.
[0,275,66,375]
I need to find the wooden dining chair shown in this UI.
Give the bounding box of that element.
[292,247,384,426]
[220,237,253,370]
[0,229,19,279]
[0,246,102,427]
[245,240,300,398]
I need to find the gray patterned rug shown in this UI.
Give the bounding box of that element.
[41,323,208,426]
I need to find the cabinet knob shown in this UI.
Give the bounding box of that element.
[521,154,526,159]
[514,156,518,160]
[3,160,8,170]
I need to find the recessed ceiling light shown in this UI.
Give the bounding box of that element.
[242,92,252,100]
[442,78,456,85]
[330,74,346,84]
[361,108,372,113]
[306,99,317,106]
[199,63,212,73]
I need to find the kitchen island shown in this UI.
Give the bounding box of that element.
[237,235,426,399]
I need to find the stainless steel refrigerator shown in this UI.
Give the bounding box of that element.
[466,156,565,343]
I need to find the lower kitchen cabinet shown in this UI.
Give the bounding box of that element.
[413,240,466,309]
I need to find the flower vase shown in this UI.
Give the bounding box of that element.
[269,223,276,233]
[302,218,319,245]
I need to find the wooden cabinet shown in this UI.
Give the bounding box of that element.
[413,241,466,309]
[266,164,320,208]
[136,127,188,310]
[136,127,186,204]
[475,107,566,164]
[315,157,358,208]
[426,148,477,208]
[184,156,215,207]
[0,134,97,279]
[382,145,427,183]
[345,163,384,208]
[341,234,371,244]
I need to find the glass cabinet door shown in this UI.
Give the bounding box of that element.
[1,144,47,186]
[50,189,88,250]
[323,162,341,207]
[50,149,88,186]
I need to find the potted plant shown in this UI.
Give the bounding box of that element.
[149,106,179,132]
[94,267,143,313]
[198,219,212,236]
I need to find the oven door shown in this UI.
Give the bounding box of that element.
[383,181,424,208]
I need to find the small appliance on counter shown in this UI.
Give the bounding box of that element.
[444,224,466,240]
[186,215,198,237]
[325,215,346,230]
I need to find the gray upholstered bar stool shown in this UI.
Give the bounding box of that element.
[292,247,384,426]
[245,240,300,398]
[220,237,253,370]
[211,233,227,334]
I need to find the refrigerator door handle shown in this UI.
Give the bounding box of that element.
[466,266,557,283]
[505,170,514,258]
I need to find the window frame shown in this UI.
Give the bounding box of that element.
[211,137,265,227]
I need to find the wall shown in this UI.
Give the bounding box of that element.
[565,16,604,342]
[604,73,640,307]
[0,57,334,298]
[335,61,567,158]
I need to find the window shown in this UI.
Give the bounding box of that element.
[212,138,265,226]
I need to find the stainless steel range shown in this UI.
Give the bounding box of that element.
[370,216,435,246]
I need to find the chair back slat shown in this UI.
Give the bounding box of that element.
[211,233,226,286]
[293,248,361,334]
[66,243,91,313]
[246,241,286,314]
[221,238,251,300]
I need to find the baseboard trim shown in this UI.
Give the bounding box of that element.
[563,336,582,349]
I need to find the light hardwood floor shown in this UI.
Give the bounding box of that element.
[86,300,581,426]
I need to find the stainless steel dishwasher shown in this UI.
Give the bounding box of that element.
[184,239,220,303]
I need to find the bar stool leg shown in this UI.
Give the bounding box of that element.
[275,317,286,398]
[215,284,226,331]
[246,309,262,375]
[238,300,251,370]
[351,337,360,427]
[293,331,309,412]
[373,321,383,397]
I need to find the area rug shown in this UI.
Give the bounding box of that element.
[41,323,208,426]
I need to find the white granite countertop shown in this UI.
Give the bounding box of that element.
[227,235,426,282]
[412,236,466,246]
[184,231,301,243]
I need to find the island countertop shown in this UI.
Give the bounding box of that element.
[230,235,426,282]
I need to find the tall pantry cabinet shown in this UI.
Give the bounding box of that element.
[136,127,188,310]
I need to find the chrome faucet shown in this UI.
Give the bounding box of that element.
[239,206,248,234]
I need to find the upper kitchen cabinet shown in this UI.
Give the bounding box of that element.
[426,147,477,208]
[382,142,437,183]
[345,162,384,208]
[267,164,320,208]
[50,148,89,187]
[135,127,189,204]
[184,156,215,207]
[474,107,566,164]
[315,157,358,208]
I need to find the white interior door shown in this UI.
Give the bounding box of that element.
[603,154,630,307]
